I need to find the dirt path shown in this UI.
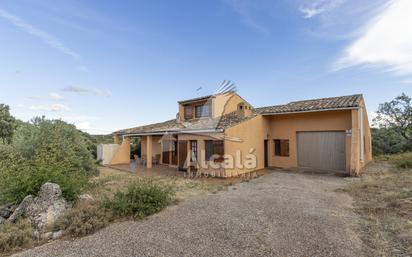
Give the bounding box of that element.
[13,171,362,257]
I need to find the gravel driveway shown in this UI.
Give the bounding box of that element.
[14,171,362,257]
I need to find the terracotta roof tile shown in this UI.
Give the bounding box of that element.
[114,111,256,135]
[115,94,362,135]
[255,94,362,114]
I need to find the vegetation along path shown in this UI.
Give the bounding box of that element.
[14,171,362,257]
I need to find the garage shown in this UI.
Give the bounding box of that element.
[297,131,346,171]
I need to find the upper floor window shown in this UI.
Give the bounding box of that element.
[195,104,211,118]
[184,105,193,120]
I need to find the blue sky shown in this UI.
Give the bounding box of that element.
[0,0,411,134]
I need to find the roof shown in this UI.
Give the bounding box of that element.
[115,94,363,136]
[177,90,236,104]
[178,94,215,104]
[256,94,362,115]
[115,111,257,135]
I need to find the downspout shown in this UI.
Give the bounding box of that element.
[360,106,364,162]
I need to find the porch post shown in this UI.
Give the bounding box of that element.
[147,135,153,169]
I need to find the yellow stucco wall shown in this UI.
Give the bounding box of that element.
[224,115,269,177]
[350,99,372,175]
[266,110,352,171]
[110,137,131,165]
[213,92,249,117]
[140,136,162,158]
[111,96,371,177]
[177,92,250,121]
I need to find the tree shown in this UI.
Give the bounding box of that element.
[371,128,408,155]
[373,93,412,144]
[0,117,98,204]
[0,104,15,144]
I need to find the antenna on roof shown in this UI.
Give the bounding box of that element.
[214,80,236,96]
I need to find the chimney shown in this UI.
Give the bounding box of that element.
[237,103,253,117]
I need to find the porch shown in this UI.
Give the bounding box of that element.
[107,160,184,177]
[110,133,226,174]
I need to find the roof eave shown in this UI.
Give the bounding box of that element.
[261,106,359,116]
[121,128,224,138]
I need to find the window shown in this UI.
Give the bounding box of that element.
[191,140,198,162]
[195,104,210,118]
[184,105,193,120]
[205,140,224,162]
[274,139,289,157]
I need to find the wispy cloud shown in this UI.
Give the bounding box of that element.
[224,0,269,34]
[62,85,112,97]
[299,0,346,19]
[27,92,64,101]
[48,92,64,100]
[333,0,412,75]
[0,8,80,59]
[300,7,324,19]
[29,103,70,112]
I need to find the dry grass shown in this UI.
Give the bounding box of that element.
[347,158,412,256]
[87,167,232,202]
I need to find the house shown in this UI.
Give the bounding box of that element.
[111,91,372,176]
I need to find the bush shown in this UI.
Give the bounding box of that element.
[0,118,97,204]
[371,128,408,155]
[54,203,113,237]
[103,182,174,218]
[397,159,412,169]
[0,219,33,253]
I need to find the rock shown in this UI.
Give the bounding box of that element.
[0,216,5,225]
[52,230,64,239]
[78,194,94,202]
[40,232,53,240]
[32,230,40,240]
[7,195,33,223]
[25,183,70,232]
[0,203,15,218]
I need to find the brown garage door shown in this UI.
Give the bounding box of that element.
[297,131,346,171]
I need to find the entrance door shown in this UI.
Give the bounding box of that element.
[178,141,187,171]
[190,140,198,172]
[171,140,178,165]
[297,131,346,171]
[264,140,269,168]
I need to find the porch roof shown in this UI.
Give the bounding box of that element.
[114,111,256,136]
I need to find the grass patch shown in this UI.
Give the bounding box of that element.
[0,219,33,254]
[54,202,113,237]
[102,182,174,218]
[348,158,412,256]
[87,167,230,202]
[374,152,412,169]
[54,166,230,238]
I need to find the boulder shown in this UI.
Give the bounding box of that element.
[25,183,70,231]
[0,203,16,219]
[78,194,94,202]
[0,216,5,225]
[52,230,64,239]
[7,195,33,223]
[40,232,53,240]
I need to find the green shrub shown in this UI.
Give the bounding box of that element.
[103,182,174,218]
[0,219,33,253]
[0,118,97,204]
[396,158,412,169]
[371,128,408,155]
[54,203,113,237]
